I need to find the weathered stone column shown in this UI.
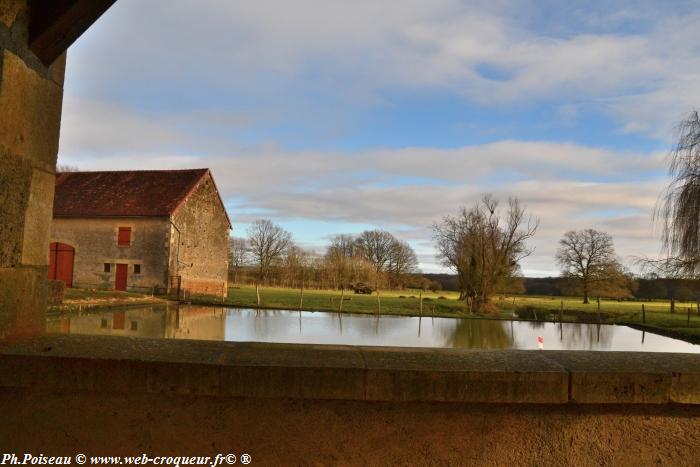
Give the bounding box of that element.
[0,0,66,339]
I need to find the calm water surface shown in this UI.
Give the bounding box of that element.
[46,305,700,353]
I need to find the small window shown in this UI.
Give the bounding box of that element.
[134,264,141,274]
[104,263,111,273]
[130,321,138,331]
[100,319,108,329]
[118,227,131,246]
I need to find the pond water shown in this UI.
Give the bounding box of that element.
[46,305,700,353]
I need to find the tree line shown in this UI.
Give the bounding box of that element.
[228,220,440,293]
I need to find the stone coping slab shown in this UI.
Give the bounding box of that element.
[0,335,698,404]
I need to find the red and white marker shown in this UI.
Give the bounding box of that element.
[537,336,544,350]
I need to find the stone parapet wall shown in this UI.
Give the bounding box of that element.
[0,337,699,464]
[1,336,698,404]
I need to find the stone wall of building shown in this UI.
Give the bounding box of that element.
[170,173,230,298]
[51,218,171,293]
[0,0,66,338]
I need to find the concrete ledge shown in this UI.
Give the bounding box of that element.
[543,351,700,404]
[0,335,698,404]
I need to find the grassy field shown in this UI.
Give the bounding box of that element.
[223,285,465,317]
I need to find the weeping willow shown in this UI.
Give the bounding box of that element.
[656,110,700,276]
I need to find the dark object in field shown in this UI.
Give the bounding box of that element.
[438,296,447,300]
[353,283,374,294]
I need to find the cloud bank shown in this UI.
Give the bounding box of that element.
[57,0,698,274]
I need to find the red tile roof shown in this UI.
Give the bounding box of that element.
[53,169,211,218]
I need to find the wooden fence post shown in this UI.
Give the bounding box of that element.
[642,303,646,324]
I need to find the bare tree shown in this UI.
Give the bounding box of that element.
[353,229,397,313]
[655,110,700,276]
[56,164,79,173]
[283,245,313,308]
[555,229,620,304]
[387,239,419,289]
[325,234,361,289]
[328,234,357,259]
[433,195,537,312]
[247,220,292,304]
[228,237,249,285]
[354,230,395,283]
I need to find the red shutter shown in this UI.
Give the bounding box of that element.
[118,227,131,246]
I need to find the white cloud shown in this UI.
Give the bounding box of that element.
[66,0,700,139]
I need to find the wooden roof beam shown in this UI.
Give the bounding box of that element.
[28,0,117,66]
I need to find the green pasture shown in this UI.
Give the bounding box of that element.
[223,285,465,318]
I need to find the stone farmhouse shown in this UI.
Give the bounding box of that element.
[49,169,231,297]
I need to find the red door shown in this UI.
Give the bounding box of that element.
[115,264,128,291]
[48,242,74,287]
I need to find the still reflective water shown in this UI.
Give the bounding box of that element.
[46,305,700,352]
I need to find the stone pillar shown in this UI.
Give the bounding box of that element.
[0,0,66,339]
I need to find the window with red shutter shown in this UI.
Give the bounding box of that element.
[118,227,131,246]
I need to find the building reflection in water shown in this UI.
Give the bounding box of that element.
[46,305,228,341]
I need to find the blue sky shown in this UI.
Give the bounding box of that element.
[57,0,700,275]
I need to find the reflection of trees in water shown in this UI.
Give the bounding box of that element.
[523,320,613,349]
[227,308,325,338]
[441,319,511,350]
[558,323,613,349]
